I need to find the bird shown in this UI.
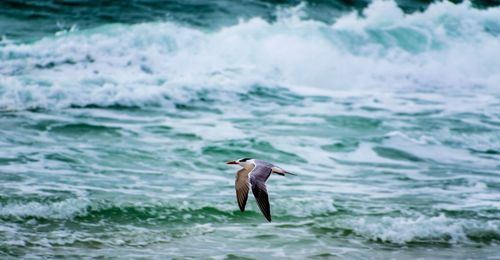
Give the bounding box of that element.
[226,158,295,222]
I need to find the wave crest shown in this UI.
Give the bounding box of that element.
[0,198,90,219]
[1,1,499,109]
[337,214,500,244]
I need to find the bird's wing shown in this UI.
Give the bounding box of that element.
[250,164,273,222]
[235,166,253,212]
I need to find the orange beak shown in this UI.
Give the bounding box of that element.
[226,160,238,165]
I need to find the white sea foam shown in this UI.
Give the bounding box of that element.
[0,1,499,109]
[273,196,337,217]
[338,214,500,244]
[0,198,90,219]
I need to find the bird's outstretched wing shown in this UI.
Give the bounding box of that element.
[250,165,273,222]
[235,166,253,212]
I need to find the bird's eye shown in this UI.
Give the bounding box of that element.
[239,158,251,162]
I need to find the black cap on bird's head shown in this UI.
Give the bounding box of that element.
[226,157,253,165]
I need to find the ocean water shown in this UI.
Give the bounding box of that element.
[1,0,500,258]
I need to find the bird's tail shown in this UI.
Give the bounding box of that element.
[272,167,297,176]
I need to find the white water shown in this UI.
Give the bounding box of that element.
[1,1,499,258]
[1,1,499,109]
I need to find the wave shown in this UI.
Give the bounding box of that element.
[1,198,498,245]
[0,198,246,222]
[0,198,90,219]
[335,214,500,244]
[0,1,499,110]
[0,197,335,222]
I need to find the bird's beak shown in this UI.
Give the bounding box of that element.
[226,160,238,165]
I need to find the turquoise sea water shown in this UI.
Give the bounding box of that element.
[1,0,500,258]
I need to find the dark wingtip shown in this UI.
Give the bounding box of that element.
[286,171,297,176]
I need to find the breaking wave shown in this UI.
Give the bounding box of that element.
[1,198,498,245]
[1,1,499,109]
[337,214,500,244]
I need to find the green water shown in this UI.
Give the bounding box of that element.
[1,88,499,258]
[1,0,500,258]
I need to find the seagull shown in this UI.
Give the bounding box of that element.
[226,158,295,222]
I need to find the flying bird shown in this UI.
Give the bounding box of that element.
[226,158,295,222]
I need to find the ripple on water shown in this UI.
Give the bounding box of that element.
[324,115,382,130]
[372,146,424,162]
[321,139,360,153]
[49,123,122,136]
[201,139,306,163]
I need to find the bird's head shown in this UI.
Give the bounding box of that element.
[226,157,253,167]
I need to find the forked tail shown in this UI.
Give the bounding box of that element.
[272,166,297,176]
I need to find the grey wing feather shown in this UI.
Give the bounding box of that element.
[254,160,274,168]
[249,165,273,222]
[235,167,252,212]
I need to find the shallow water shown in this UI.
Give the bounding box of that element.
[1,1,499,258]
